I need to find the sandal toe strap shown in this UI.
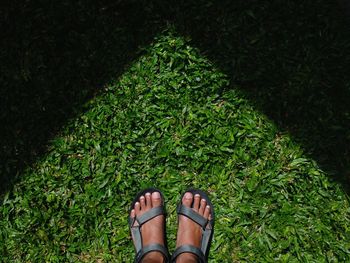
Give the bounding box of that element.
[177,205,208,228]
[137,206,165,225]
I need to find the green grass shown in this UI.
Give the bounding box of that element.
[1,30,350,262]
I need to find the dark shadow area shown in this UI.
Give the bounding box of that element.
[0,0,167,194]
[1,0,349,195]
[163,0,350,191]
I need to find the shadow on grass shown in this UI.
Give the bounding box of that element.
[165,0,350,191]
[1,0,349,195]
[0,1,167,194]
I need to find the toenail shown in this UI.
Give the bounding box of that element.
[145,192,151,196]
[195,194,200,198]
[206,205,210,209]
[202,199,206,202]
[152,192,160,198]
[184,192,192,199]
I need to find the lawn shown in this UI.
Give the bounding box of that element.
[1,30,349,262]
[2,0,350,262]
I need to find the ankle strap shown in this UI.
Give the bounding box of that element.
[171,245,206,263]
[136,243,170,263]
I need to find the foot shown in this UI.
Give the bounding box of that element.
[175,192,212,263]
[130,192,165,263]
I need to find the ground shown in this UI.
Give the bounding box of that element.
[1,31,349,262]
[1,1,350,262]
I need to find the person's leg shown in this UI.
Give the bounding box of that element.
[130,191,166,263]
[175,192,212,263]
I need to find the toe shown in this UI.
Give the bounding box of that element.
[203,205,211,219]
[182,192,193,207]
[199,198,207,215]
[193,194,200,212]
[134,202,141,215]
[145,192,152,208]
[130,209,136,218]
[140,196,146,210]
[151,191,162,207]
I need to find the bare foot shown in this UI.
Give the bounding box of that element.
[175,192,211,263]
[130,192,165,263]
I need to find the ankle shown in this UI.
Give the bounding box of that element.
[176,253,198,263]
[142,251,165,263]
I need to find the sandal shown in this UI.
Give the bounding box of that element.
[171,189,215,263]
[129,188,170,263]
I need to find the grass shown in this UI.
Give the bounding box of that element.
[1,30,349,262]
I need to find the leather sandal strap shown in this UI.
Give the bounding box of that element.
[136,206,165,226]
[171,245,206,263]
[201,225,213,254]
[129,206,166,253]
[177,204,208,229]
[130,224,143,252]
[135,243,170,263]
